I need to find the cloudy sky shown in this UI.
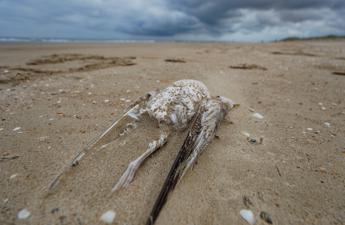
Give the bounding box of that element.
[0,0,344,41]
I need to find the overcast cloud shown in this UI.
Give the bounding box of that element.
[0,0,344,41]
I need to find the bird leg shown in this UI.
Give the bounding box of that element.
[112,132,169,192]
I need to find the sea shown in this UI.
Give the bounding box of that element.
[0,37,157,43]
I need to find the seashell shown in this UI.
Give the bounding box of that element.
[324,122,331,127]
[13,127,21,131]
[252,112,264,120]
[240,209,256,225]
[17,208,31,220]
[100,210,116,224]
[10,174,18,179]
[241,131,250,138]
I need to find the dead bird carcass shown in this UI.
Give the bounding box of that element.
[48,79,238,224]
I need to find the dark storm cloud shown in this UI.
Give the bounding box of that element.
[0,0,344,41]
[168,0,345,40]
[169,0,343,24]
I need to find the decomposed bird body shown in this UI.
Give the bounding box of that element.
[145,79,210,129]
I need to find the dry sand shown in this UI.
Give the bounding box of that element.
[0,41,344,225]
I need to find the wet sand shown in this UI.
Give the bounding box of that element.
[0,41,345,225]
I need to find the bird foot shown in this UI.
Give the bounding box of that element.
[112,159,140,192]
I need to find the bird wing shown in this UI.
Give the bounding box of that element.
[48,94,150,191]
[85,91,157,154]
[146,99,223,225]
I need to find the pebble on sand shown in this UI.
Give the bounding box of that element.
[240,209,256,225]
[100,210,116,224]
[252,112,264,120]
[260,211,273,224]
[17,208,31,220]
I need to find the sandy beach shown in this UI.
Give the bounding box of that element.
[0,40,345,225]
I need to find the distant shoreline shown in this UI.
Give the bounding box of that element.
[277,34,345,42]
[1,34,344,43]
[0,37,158,43]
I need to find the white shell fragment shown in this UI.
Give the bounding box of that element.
[17,208,31,220]
[10,173,18,179]
[252,112,264,120]
[306,128,313,131]
[324,122,331,127]
[13,127,21,131]
[38,136,49,142]
[241,131,250,138]
[240,209,256,225]
[100,210,116,224]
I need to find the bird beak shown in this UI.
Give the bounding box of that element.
[218,96,239,110]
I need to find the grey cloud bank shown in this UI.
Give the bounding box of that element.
[0,0,344,42]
